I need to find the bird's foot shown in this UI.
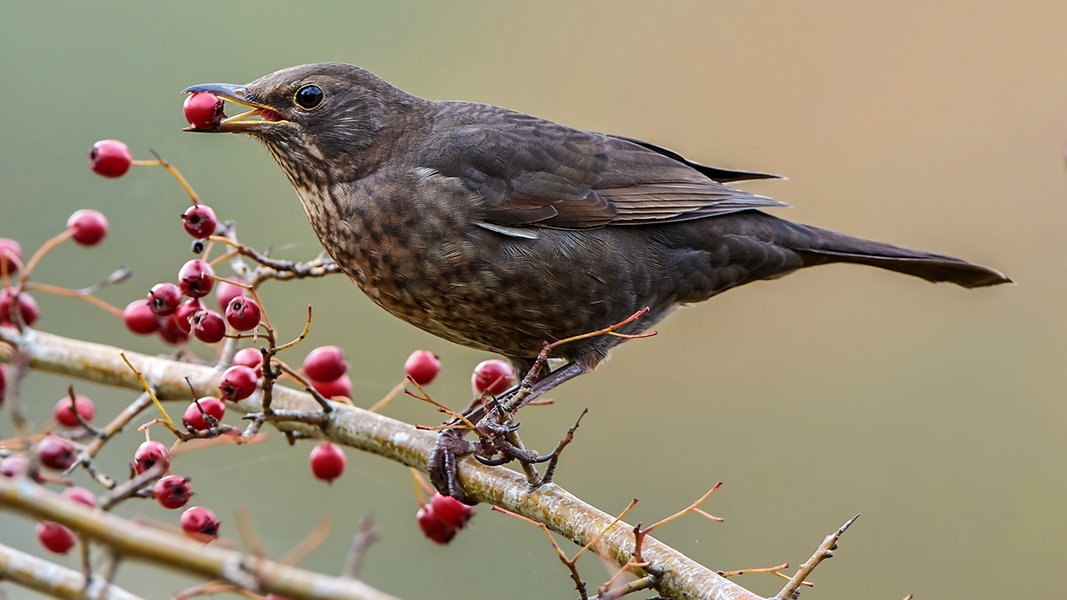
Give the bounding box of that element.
[428,428,481,505]
[426,346,598,502]
[429,402,587,503]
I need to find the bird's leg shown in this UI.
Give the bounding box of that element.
[428,428,481,501]
[428,310,638,502]
[427,358,592,504]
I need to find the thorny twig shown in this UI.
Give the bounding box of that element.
[775,514,861,600]
[494,498,640,600]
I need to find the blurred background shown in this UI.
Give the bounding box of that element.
[0,1,1063,598]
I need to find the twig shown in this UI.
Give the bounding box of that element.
[718,562,803,586]
[119,352,177,432]
[81,392,158,460]
[539,408,588,485]
[279,516,335,567]
[99,461,166,511]
[633,482,724,564]
[494,498,640,600]
[0,476,399,600]
[343,517,381,579]
[207,236,340,279]
[775,514,860,600]
[138,150,201,204]
[545,307,652,352]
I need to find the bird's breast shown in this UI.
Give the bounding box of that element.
[296,171,674,360]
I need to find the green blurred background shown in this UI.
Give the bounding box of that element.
[1,1,1062,598]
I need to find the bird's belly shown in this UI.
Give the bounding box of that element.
[334,222,663,359]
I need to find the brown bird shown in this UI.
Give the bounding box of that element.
[185,63,1009,499]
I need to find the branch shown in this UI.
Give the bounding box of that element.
[0,476,398,600]
[775,514,860,600]
[0,540,139,600]
[0,327,762,600]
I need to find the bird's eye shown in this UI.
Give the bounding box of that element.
[293,85,324,109]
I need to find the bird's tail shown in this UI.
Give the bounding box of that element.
[793,222,1011,288]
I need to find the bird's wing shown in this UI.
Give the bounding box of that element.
[421,107,785,230]
[606,135,782,184]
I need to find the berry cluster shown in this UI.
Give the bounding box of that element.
[417,492,474,545]
[303,345,352,399]
[88,139,264,346]
[2,130,535,566]
[2,421,215,554]
[125,264,261,346]
[0,141,244,552]
[0,208,111,331]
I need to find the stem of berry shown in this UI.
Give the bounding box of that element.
[119,352,177,431]
[17,230,74,287]
[134,150,201,205]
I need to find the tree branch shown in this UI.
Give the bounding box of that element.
[0,327,762,599]
[0,540,139,600]
[0,476,398,600]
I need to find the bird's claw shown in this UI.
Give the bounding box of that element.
[428,429,479,505]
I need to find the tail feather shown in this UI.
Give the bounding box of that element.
[794,225,1012,289]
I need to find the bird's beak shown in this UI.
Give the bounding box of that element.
[181,83,287,133]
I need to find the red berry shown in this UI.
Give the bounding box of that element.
[213,279,245,312]
[430,492,474,529]
[181,204,218,239]
[471,359,516,396]
[303,346,347,382]
[310,373,351,399]
[37,521,76,554]
[0,238,21,275]
[224,296,261,331]
[148,282,182,316]
[66,209,108,246]
[0,288,40,327]
[190,309,226,343]
[174,298,203,334]
[154,474,193,509]
[88,139,132,178]
[53,395,95,428]
[158,313,190,345]
[219,365,257,401]
[404,350,441,385]
[183,92,226,131]
[133,440,171,475]
[233,347,264,376]
[182,396,225,431]
[123,300,160,335]
[36,436,77,471]
[178,259,216,298]
[309,442,346,482]
[180,506,220,542]
[61,486,97,508]
[1,454,41,481]
[416,504,457,545]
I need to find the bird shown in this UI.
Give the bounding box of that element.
[184,62,1010,500]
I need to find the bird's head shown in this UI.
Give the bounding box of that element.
[183,62,426,181]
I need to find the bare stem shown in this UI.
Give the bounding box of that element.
[775,514,860,599]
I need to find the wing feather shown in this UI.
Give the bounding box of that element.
[420,103,784,230]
